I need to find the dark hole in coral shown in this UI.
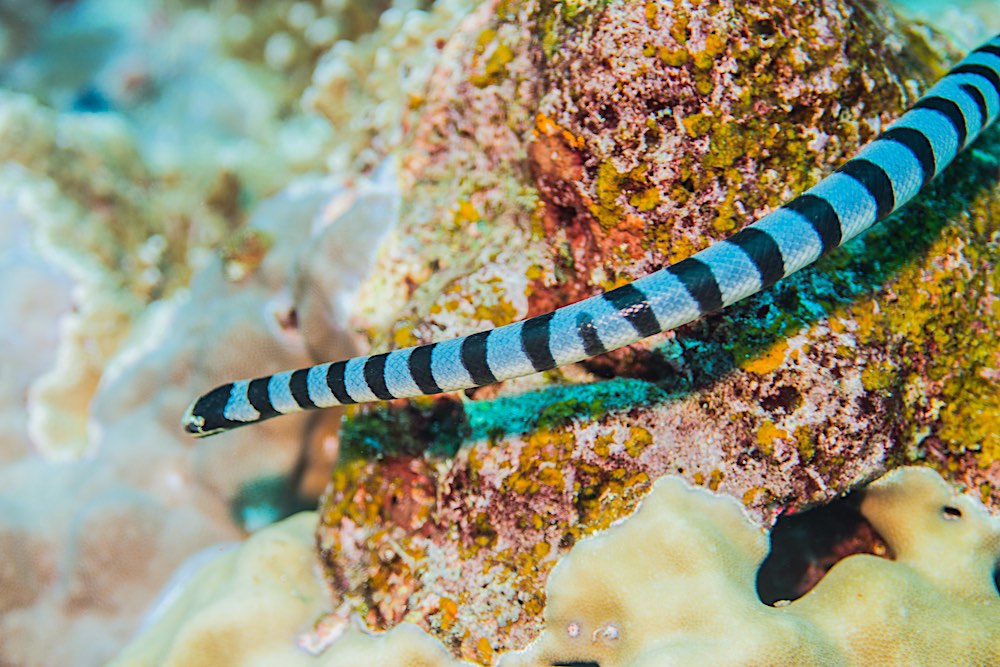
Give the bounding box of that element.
[644,97,669,114]
[856,393,876,414]
[581,345,677,381]
[994,565,1000,596]
[756,492,892,605]
[599,104,619,128]
[642,126,661,147]
[552,662,601,667]
[71,85,111,112]
[774,288,801,312]
[230,474,315,532]
[760,384,802,413]
[942,505,962,519]
[752,18,776,37]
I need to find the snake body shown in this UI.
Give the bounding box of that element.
[184,35,1000,438]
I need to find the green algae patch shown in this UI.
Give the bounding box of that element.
[338,398,470,462]
[464,378,669,439]
[589,161,653,230]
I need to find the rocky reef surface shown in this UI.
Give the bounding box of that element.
[0,0,997,666]
[310,0,1000,660]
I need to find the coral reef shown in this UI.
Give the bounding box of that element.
[0,181,73,463]
[108,512,473,667]
[0,157,393,664]
[304,0,481,173]
[110,467,1000,666]
[312,0,1000,659]
[504,467,1000,666]
[0,0,996,665]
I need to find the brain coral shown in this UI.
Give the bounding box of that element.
[309,0,1000,661]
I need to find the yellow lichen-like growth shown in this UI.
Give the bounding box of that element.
[738,338,790,374]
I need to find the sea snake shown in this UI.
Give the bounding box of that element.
[184,34,1000,438]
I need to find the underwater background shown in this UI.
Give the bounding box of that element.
[0,0,998,665]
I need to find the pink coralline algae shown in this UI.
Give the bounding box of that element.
[313,0,1000,663]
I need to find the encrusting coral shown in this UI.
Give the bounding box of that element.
[109,467,1000,666]
[503,467,1000,666]
[108,512,473,667]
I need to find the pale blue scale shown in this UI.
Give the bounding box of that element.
[383,347,422,398]
[583,292,648,352]
[805,172,877,242]
[633,270,701,332]
[925,78,985,147]
[223,380,260,422]
[307,363,338,407]
[343,356,378,402]
[429,337,474,391]
[267,371,301,414]
[748,208,825,275]
[947,71,1000,124]
[701,240,765,306]
[964,49,1000,75]
[486,322,535,380]
[546,301,592,366]
[888,108,960,177]
[853,138,923,208]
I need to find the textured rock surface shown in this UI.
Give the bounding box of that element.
[314,0,1000,661]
